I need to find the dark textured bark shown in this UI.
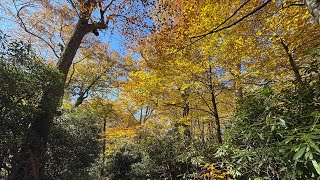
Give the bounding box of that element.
[57,22,94,82]
[305,0,320,24]
[101,118,107,177]
[181,88,190,118]
[0,153,5,177]
[8,21,94,180]
[210,86,222,144]
[102,118,107,162]
[280,39,303,86]
[234,63,244,102]
[208,67,222,144]
[181,88,191,140]
[182,103,190,117]
[74,95,86,107]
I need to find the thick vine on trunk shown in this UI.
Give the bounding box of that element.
[8,20,95,180]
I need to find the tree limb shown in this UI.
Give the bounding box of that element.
[191,0,272,40]
[14,3,60,58]
[165,103,213,115]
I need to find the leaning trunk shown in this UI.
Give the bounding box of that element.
[305,0,320,24]
[280,39,303,86]
[8,21,92,180]
[208,67,222,144]
[210,85,222,144]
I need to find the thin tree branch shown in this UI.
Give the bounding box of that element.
[165,103,213,115]
[67,0,81,18]
[14,3,60,59]
[103,0,115,13]
[191,0,272,39]
[194,0,251,40]
[127,108,138,122]
[282,2,305,9]
[157,0,272,59]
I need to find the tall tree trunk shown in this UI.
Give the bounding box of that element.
[181,93,190,118]
[181,87,191,140]
[305,0,320,24]
[8,21,93,180]
[210,86,222,143]
[234,63,244,102]
[280,39,303,86]
[208,67,222,144]
[101,117,107,177]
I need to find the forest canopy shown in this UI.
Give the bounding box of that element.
[0,0,320,179]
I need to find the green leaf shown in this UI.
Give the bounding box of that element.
[312,160,320,175]
[310,143,320,154]
[279,118,286,126]
[284,136,294,144]
[305,151,311,160]
[309,153,314,160]
[306,145,310,152]
[293,146,306,160]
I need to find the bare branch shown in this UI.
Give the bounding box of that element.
[191,0,271,40]
[107,14,130,23]
[14,3,60,58]
[156,0,272,60]
[67,0,81,18]
[102,0,115,13]
[195,0,251,40]
[165,103,213,115]
[127,108,138,122]
[59,19,67,47]
[194,91,215,114]
[282,2,305,9]
[140,51,149,62]
[98,0,115,23]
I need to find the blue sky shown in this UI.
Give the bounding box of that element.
[0,0,152,61]
[102,29,127,56]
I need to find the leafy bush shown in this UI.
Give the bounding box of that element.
[103,130,226,179]
[45,109,102,180]
[104,145,142,180]
[0,33,61,178]
[219,60,320,179]
[0,32,101,180]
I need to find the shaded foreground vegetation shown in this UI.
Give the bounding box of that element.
[1,33,319,179]
[0,0,320,179]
